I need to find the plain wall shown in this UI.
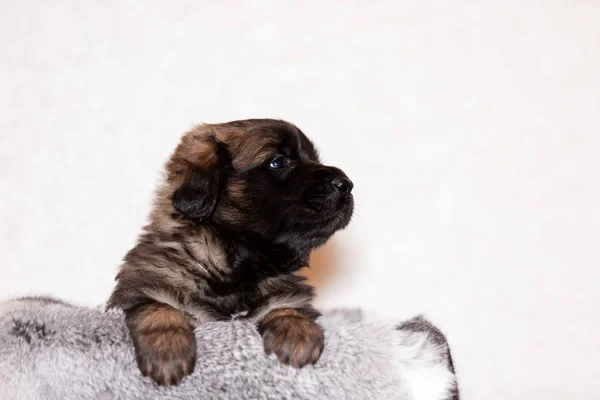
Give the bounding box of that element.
[1,1,599,399]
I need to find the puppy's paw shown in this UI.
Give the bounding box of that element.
[126,302,197,386]
[260,309,324,368]
[135,327,197,386]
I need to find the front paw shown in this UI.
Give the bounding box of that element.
[134,327,197,386]
[125,303,197,386]
[260,309,324,368]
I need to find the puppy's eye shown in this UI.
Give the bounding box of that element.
[268,156,287,169]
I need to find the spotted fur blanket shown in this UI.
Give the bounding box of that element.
[0,297,458,400]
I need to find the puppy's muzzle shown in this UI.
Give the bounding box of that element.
[305,166,354,214]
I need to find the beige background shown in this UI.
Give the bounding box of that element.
[1,1,599,399]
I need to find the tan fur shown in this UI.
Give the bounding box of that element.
[146,122,275,232]
[259,307,325,368]
[134,303,189,331]
[126,303,196,386]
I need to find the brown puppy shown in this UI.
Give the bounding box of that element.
[107,119,354,386]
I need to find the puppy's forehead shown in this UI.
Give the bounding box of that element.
[176,119,317,171]
[217,119,303,170]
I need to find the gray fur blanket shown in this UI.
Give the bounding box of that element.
[0,297,458,400]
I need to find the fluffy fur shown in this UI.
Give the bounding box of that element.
[0,297,459,400]
[107,119,355,385]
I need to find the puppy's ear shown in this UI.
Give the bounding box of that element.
[172,163,221,221]
[169,136,229,221]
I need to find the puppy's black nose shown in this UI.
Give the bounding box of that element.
[331,176,353,195]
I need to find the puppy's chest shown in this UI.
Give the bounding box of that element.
[187,256,308,323]
[192,275,306,324]
[202,280,265,317]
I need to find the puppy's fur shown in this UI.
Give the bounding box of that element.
[107,119,354,386]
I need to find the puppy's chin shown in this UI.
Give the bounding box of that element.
[302,195,354,247]
[321,195,354,228]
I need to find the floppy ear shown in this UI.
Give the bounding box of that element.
[170,136,229,221]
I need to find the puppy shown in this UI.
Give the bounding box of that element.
[107,119,354,386]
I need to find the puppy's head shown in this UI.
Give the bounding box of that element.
[162,119,354,252]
